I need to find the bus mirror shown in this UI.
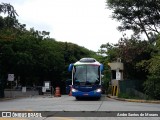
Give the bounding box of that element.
[68,64,73,72]
[100,64,104,72]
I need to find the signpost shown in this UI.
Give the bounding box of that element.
[42,87,46,93]
[8,74,14,82]
[43,81,51,96]
[7,74,14,98]
[22,87,26,93]
[44,81,50,90]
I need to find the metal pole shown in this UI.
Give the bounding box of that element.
[10,81,12,98]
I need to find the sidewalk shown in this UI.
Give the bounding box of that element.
[0,95,39,101]
[107,95,160,104]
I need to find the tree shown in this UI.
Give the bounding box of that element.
[0,3,100,95]
[0,2,18,98]
[100,43,120,62]
[120,38,153,80]
[100,37,153,80]
[106,0,160,40]
[144,35,160,99]
[144,56,160,99]
[0,3,18,18]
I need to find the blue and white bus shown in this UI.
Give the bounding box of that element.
[68,58,104,99]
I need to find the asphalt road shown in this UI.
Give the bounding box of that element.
[0,95,160,120]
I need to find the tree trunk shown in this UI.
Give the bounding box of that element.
[137,16,150,40]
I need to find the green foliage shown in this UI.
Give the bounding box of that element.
[0,3,98,93]
[94,52,112,93]
[106,0,160,40]
[144,75,160,100]
[100,38,153,80]
[0,33,97,87]
[99,38,154,94]
[0,3,18,18]
[100,43,120,62]
[100,34,160,99]
[102,59,111,92]
[143,36,160,99]
[104,0,160,99]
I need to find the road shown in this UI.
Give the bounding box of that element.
[0,95,160,120]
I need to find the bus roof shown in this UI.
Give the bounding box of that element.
[74,58,101,66]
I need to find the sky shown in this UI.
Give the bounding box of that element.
[1,0,124,52]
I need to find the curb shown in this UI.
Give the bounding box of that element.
[0,98,13,101]
[107,96,160,104]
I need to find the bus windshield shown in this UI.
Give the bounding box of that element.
[73,65,100,85]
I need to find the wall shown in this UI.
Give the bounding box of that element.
[4,90,39,98]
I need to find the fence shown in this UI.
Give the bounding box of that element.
[119,80,144,93]
[119,80,147,99]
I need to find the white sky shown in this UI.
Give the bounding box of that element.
[1,0,125,52]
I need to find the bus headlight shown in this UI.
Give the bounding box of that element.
[95,88,101,92]
[72,88,78,92]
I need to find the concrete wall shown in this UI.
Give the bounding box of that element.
[108,62,124,96]
[108,62,124,70]
[4,90,39,98]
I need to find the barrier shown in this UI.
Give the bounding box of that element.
[112,86,114,96]
[112,86,118,96]
[54,87,61,97]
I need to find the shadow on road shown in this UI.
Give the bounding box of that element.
[75,95,107,101]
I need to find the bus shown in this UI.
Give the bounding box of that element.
[68,58,104,99]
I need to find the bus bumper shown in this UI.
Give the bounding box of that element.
[72,90,101,97]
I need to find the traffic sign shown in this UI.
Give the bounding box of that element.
[116,72,121,80]
[7,74,14,81]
